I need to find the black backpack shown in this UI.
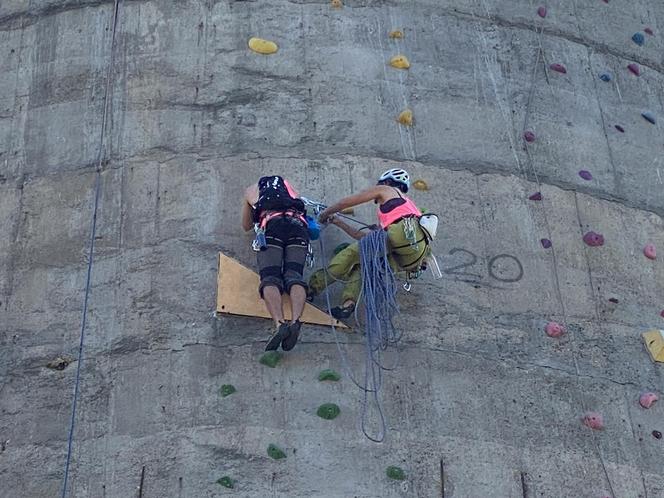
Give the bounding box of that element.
[253,175,306,222]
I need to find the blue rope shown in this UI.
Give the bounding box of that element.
[61,1,121,495]
[317,226,401,442]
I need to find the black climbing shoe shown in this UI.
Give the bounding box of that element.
[330,303,355,320]
[265,322,289,351]
[281,320,302,351]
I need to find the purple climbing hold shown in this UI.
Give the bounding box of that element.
[642,112,656,125]
[529,192,542,201]
[614,125,624,133]
[537,6,547,18]
[632,32,645,46]
[645,28,654,36]
[583,231,605,247]
[541,238,552,249]
[523,131,536,142]
[550,63,567,74]
[599,73,611,82]
[578,170,593,181]
[628,63,640,76]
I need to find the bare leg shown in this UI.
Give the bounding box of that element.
[289,284,307,322]
[262,285,285,328]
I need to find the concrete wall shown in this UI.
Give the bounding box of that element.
[1,1,663,497]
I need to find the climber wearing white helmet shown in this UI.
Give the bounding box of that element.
[309,168,430,319]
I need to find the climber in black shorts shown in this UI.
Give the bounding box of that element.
[241,175,310,351]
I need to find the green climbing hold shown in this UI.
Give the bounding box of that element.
[333,242,350,255]
[318,369,341,382]
[219,384,236,397]
[259,351,281,368]
[386,466,406,481]
[317,403,341,420]
[216,476,234,488]
[267,443,287,460]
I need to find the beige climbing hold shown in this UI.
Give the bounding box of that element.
[248,37,278,55]
[412,179,429,191]
[331,0,343,8]
[340,207,355,215]
[643,329,664,363]
[389,55,410,69]
[46,356,73,371]
[389,30,404,39]
[397,109,413,126]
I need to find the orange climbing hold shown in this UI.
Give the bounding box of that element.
[389,30,404,39]
[644,244,656,260]
[412,179,429,191]
[389,55,410,69]
[397,109,413,126]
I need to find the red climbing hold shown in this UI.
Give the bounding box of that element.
[524,131,536,142]
[545,321,565,338]
[537,6,547,18]
[645,28,654,36]
[583,231,605,247]
[541,238,552,249]
[529,192,542,201]
[644,244,656,260]
[639,392,659,409]
[583,412,604,430]
[578,170,593,181]
[614,125,624,133]
[628,63,640,76]
[550,63,567,74]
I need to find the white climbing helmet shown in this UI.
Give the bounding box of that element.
[378,168,410,192]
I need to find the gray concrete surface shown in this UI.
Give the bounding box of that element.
[1,0,663,497]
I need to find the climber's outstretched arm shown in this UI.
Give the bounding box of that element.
[330,216,366,240]
[318,185,390,223]
[241,184,258,232]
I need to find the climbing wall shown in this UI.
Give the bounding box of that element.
[1,0,663,497]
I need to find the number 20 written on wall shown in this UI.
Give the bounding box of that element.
[442,248,524,283]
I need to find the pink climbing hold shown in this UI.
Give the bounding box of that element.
[583,231,605,247]
[524,131,536,142]
[628,63,640,76]
[645,28,654,36]
[529,192,542,201]
[578,170,593,181]
[583,412,604,430]
[537,6,547,18]
[550,63,567,74]
[639,392,659,409]
[545,321,565,338]
[541,238,552,249]
[644,244,656,260]
[614,125,624,133]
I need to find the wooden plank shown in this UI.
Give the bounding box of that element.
[216,253,349,329]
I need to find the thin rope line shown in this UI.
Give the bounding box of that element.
[61,1,121,496]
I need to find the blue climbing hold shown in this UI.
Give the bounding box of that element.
[599,73,611,82]
[642,112,656,125]
[632,32,645,46]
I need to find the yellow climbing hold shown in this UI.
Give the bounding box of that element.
[643,329,664,363]
[389,55,410,69]
[248,37,278,55]
[340,207,355,215]
[412,179,429,191]
[397,109,413,126]
[389,30,404,39]
[331,0,343,8]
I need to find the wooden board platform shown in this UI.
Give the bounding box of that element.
[216,253,348,329]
